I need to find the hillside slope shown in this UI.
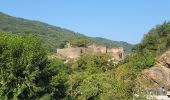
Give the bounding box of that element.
[0,12,132,53]
[135,49,170,91]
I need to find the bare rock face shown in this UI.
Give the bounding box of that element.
[159,50,170,68]
[142,65,170,88]
[135,50,170,90]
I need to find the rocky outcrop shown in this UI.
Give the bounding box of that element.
[159,50,170,68]
[135,50,170,90]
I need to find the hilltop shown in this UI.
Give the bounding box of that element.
[0,12,132,53]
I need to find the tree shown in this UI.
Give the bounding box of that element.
[67,72,132,100]
[77,53,114,72]
[66,52,132,100]
[0,33,67,99]
[71,37,90,47]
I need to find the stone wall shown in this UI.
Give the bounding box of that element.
[56,44,124,61]
[85,44,107,54]
[107,47,124,60]
[57,47,82,59]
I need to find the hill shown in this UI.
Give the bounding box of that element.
[136,49,170,90]
[115,21,170,98]
[0,12,132,53]
[1,11,170,99]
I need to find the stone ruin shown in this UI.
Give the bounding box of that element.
[57,47,83,59]
[55,43,124,61]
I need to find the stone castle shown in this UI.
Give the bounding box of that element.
[55,43,124,61]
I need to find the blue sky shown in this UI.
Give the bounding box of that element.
[0,0,170,44]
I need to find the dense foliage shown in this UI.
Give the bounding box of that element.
[125,21,170,72]
[113,22,170,98]
[0,12,132,53]
[133,21,170,54]
[67,21,170,99]
[71,37,90,47]
[0,33,68,99]
[1,11,170,99]
[117,22,170,70]
[66,53,132,100]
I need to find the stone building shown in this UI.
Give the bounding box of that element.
[55,44,124,61]
[107,47,124,60]
[57,47,82,59]
[85,44,107,54]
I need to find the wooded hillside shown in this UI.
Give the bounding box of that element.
[0,12,132,53]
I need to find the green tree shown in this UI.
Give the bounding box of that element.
[71,37,90,47]
[67,71,132,100]
[0,33,67,99]
[66,53,132,100]
[77,53,113,72]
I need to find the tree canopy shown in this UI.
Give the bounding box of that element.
[0,33,68,99]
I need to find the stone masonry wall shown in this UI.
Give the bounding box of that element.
[107,47,124,60]
[56,45,124,61]
[57,47,82,59]
[85,45,107,54]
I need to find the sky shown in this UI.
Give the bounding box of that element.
[0,0,170,44]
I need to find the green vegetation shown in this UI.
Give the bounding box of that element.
[0,12,132,53]
[65,21,170,99]
[133,21,170,54]
[0,33,68,99]
[127,21,170,72]
[0,33,132,99]
[66,53,132,100]
[1,11,170,99]
[114,22,170,98]
[71,37,90,47]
